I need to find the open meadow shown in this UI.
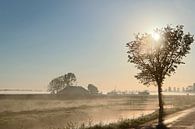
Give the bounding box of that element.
[0,95,195,129]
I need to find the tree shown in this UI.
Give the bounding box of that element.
[126,25,194,127]
[63,73,77,86]
[48,73,77,94]
[88,84,98,94]
[48,76,64,94]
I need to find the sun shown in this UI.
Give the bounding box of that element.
[152,32,160,41]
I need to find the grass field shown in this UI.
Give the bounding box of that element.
[0,95,195,129]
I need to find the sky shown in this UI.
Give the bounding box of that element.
[0,0,195,92]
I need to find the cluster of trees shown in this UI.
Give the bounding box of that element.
[48,73,99,95]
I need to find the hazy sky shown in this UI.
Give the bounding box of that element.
[1,0,195,92]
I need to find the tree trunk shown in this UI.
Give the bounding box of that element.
[157,82,164,125]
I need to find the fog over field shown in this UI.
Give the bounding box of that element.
[1,0,195,129]
[0,95,194,129]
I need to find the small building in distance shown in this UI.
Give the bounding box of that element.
[58,86,90,97]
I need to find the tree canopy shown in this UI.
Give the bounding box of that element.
[127,25,194,86]
[88,84,99,94]
[48,72,77,94]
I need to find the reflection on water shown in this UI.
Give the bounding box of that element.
[84,109,155,125]
[52,97,159,125]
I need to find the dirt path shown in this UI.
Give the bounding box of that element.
[141,107,195,129]
[167,107,195,129]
